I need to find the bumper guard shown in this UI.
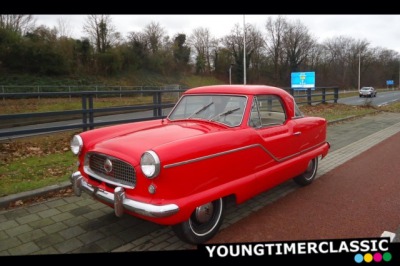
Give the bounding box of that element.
[70,171,179,218]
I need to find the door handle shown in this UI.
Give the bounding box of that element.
[293,131,301,136]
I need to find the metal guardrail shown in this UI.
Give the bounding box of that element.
[0,87,339,139]
[288,87,339,105]
[0,89,184,138]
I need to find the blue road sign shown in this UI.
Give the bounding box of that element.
[291,72,315,89]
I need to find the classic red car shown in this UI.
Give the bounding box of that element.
[70,84,330,245]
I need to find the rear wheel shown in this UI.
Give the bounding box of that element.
[172,198,225,245]
[293,157,318,186]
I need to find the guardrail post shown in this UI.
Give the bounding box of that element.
[322,88,326,103]
[307,88,312,105]
[82,94,88,131]
[89,94,94,130]
[334,87,339,103]
[153,91,162,117]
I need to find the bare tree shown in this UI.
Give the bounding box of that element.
[245,23,265,82]
[0,15,36,35]
[57,16,73,38]
[223,23,264,83]
[264,15,288,83]
[350,39,371,88]
[28,25,58,42]
[283,19,316,73]
[188,27,218,74]
[143,21,166,54]
[322,36,370,88]
[373,47,400,84]
[83,15,120,53]
[323,36,353,87]
[223,24,245,83]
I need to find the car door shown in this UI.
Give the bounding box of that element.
[249,95,301,162]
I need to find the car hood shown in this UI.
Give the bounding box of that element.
[90,120,224,162]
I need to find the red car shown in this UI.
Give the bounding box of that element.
[70,84,330,244]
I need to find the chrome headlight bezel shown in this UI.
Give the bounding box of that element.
[70,135,83,155]
[140,150,160,179]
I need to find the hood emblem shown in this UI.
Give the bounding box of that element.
[104,158,113,173]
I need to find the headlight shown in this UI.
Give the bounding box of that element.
[70,135,83,155]
[140,150,160,179]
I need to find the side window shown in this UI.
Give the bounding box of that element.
[250,95,286,128]
[249,98,262,128]
[293,102,304,118]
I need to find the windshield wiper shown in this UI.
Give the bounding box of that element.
[187,102,214,119]
[209,107,240,121]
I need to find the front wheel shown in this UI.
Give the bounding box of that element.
[293,157,318,186]
[172,198,225,245]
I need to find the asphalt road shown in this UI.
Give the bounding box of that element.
[338,90,400,107]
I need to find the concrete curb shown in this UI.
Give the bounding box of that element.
[0,181,71,209]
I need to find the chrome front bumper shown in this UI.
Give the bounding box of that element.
[70,171,179,218]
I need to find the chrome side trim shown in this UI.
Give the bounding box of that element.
[164,141,329,169]
[164,145,254,169]
[258,141,328,162]
[70,171,179,218]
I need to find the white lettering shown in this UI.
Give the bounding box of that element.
[308,242,318,254]
[319,242,329,253]
[204,238,389,258]
[360,240,370,252]
[254,244,265,256]
[229,245,240,257]
[264,243,274,255]
[217,246,229,257]
[329,241,338,253]
[338,241,349,252]
[205,245,216,258]
[349,240,360,252]
[241,245,252,256]
[297,242,306,254]
[369,239,378,252]
[275,243,283,255]
[379,239,389,252]
[283,243,296,254]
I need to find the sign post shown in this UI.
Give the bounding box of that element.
[386,80,394,90]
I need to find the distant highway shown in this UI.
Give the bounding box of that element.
[338,90,400,107]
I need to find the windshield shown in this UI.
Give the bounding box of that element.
[168,94,247,127]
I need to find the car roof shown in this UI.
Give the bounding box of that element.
[183,84,296,118]
[184,84,288,96]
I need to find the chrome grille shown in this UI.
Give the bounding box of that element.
[85,152,136,188]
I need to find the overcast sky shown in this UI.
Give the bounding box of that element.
[34,14,400,54]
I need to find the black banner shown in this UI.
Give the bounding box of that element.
[2,237,399,264]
